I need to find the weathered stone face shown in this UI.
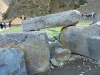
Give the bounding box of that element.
[60,23,100,60]
[54,48,71,62]
[22,10,81,31]
[0,32,50,75]
[0,48,27,75]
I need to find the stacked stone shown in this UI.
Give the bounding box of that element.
[0,10,81,75]
[21,9,100,74]
[0,32,50,75]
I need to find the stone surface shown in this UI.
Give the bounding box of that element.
[54,48,71,62]
[22,10,81,31]
[50,58,59,66]
[60,22,100,60]
[47,35,55,42]
[50,47,71,67]
[49,41,62,51]
[0,48,27,75]
[0,32,50,75]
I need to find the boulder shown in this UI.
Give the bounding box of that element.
[0,32,50,75]
[0,48,27,75]
[60,22,100,60]
[22,10,81,31]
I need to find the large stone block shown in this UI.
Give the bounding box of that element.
[22,10,81,31]
[0,32,50,75]
[60,22,100,60]
[0,48,27,75]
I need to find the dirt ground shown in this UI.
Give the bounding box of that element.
[35,57,100,75]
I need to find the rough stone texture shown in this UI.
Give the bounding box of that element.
[54,48,71,62]
[49,41,62,52]
[47,35,55,42]
[50,58,59,66]
[60,22,100,60]
[22,10,81,31]
[50,47,71,68]
[0,48,27,75]
[0,32,50,75]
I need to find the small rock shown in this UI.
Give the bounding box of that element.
[50,65,54,69]
[55,48,71,62]
[50,58,59,66]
